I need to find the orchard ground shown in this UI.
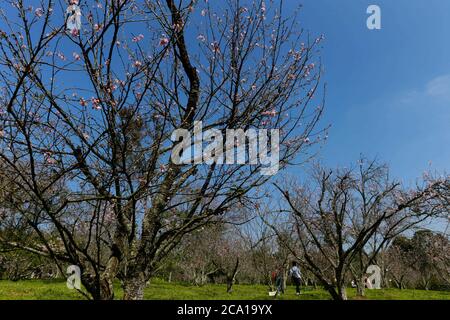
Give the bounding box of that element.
[0,279,449,300]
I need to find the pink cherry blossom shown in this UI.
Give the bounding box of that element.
[106,83,117,93]
[44,152,57,165]
[262,109,277,117]
[197,34,206,42]
[132,34,144,42]
[73,52,81,61]
[91,98,101,110]
[239,7,248,13]
[159,37,169,46]
[315,34,325,44]
[115,79,126,87]
[35,8,44,17]
[57,52,66,61]
[79,98,87,107]
[172,22,183,33]
[46,158,57,165]
[210,41,220,54]
[94,24,103,32]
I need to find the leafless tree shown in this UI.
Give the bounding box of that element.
[0,0,325,299]
[270,159,447,300]
[210,233,243,294]
[383,237,415,289]
[240,217,279,288]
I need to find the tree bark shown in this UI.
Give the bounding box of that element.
[282,269,288,293]
[322,282,347,301]
[123,273,147,300]
[356,277,366,297]
[226,258,240,293]
[338,284,348,300]
[98,278,115,300]
[82,275,115,300]
[226,277,234,293]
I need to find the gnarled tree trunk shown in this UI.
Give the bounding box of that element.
[226,258,240,293]
[356,277,366,297]
[338,283,348,300]
[123,272,147,300]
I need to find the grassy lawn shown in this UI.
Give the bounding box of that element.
[0,279,449,300]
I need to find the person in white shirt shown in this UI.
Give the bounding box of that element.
[289,261,302,295]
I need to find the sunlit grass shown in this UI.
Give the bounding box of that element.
[0,279,448,300]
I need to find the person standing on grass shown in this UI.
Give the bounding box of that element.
[289,261,302,295]
[276,267,285,295]
[271,266,284,296]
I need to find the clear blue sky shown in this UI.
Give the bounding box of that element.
[4,0,449,183]
[286,0,450,184]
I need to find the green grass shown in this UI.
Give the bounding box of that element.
[0,279,449,300]
[0,280,82,300]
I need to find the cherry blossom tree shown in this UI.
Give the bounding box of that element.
[383,230,450,290]
[408,230,449,290]
[240,216,279,288]
[0,0,325,299]
[175,224,223,286]
[210,233,243,293]
[269,160,447,300]
[384,236,416,289]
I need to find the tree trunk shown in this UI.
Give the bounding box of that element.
[282,269,288,293]
[82,275,115,300]
[399,275,405,290]
[338,283,348,300]
[326,288,344,300]
[226,257,240,293]
[356,277,365,297]
[99,278,115,300]
[323,282,346,301]
[226,276,234,293]
[123,273,147,300]
[424,277,431,290]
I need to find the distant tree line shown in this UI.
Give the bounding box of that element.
[2,159,449,299]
